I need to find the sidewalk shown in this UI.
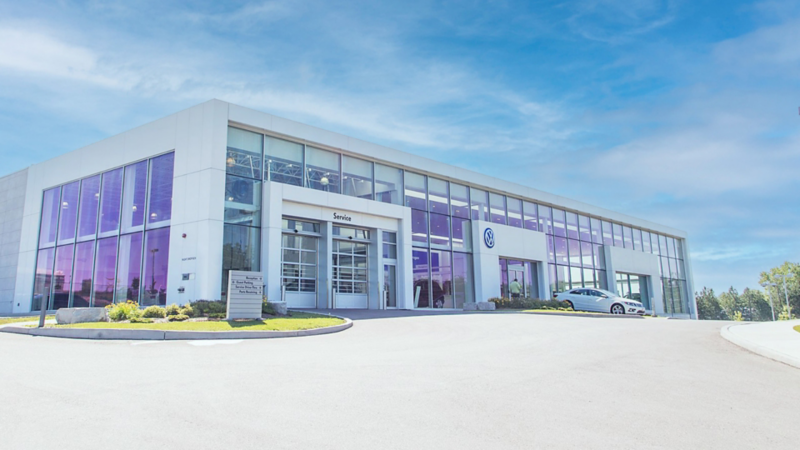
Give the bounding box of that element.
[721,319,800,369]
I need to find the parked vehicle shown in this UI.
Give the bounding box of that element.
[554,288,646,315]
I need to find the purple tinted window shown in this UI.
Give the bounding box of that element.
[507,198,522,228]
[590,218,602,244]
[32,248,55,311]
[99,168,123,234]
[470,188,489,221]
[554,237,568,265]
[489,193,506,225]
[121,161,148,233]
[428,178,449,214]
[593,244,605,269]
[411,209,428,245]
[143,227,170,306]
[539,206,553,235]
[147,153,174,227]
[613,223,624,247]
[52,245,74,309]
[452,217,471,251]
[579,215,591,242]
[552,209,566,237]
[57,181,80,244]
[93,237,118,307]
[430,249,452,308]
[568,239,581,265]
[623,226,633,249]
[547,235,555,263]
[566,212,579,240]
[71,241,95,307]
[39,188,60,248]
[633,229,642,251]
[450,183,470,218]
[412,249,430,308]
[429,213,450,248]
[523,201,537,231]
[581,241,593,268]
[642,231,652,253]
[77,175,101,240]
[404,172,427,210]
[116,233,143,303]
[602,221,613,245]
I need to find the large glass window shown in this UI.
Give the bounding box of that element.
[568,239,581,266]
[612,223,624,247]
[539,205,552,234]
[623,226,633,249]
[452,253,474,308]
[430,249,453,308]
[452,217,472,252]
[507,198,523,228]
[554,237,568,265]
[450,183,470,218]
[147,153,174,228]
[281,233,317,293]
[115,233,143,303]
[342,155,373,200]
[523,201,538,231]
[52,245,74,309]
[222,224,261,295]
[265,135,303,186]
[428,177,449,214]
[470,188,489,221]
[552,209,566,237]
[32,248,55,311]
[411,209,428,245]
[305,147,340,193]
[601,220,613,246]
[489,193,506,225]
[382,232,397,259]
[225,175,262,227]
[404,171,427,210]
[332,240,367,295]
[412,249,430,308]
[374,163,402,205]
[590,217,602,244]
[71,241,95,308]
[581,241,593,268]
[642,231,652,253]
[121,161,147,234]
[226,127,263,179]
[93,237,118,307]
[99,168,123,236]
[566,212,579,240]
[633,229,643,252]
[39,188,61,248]
[429,213,450,249]
[57,181,80,245]
[578,215,591,242]
[77,175,101,241]
[142,227,170,306]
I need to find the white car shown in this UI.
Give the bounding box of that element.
[555,288,646,315]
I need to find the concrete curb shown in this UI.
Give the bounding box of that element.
[520,311,645,319]
[720,322,800,369]
[0,317,353,341]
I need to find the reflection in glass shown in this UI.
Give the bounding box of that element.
[342,155,373,199]
[613,223,623,247]
[429,213,450,249]
[147,153,174,227]
[554,237,568,265]
[642,231,652,253]
[412,249,430,308]
[507,198,522,228]
[227,127,263,179]
[568,239,581,266]
[52,245,74,309]
[523,201,538,231]
[32,248,55,311]
[411,209,428,245]
[71,241,95,307]
[450,183,470,218]
[552,208,566,237]
[489,193,506,225]
[224,175,262,227]
[115,233,143,303]
[470,188,489,221]
[430,249,453,308]
[374,163,402,204]
[452,217,471,251]
[306,147,340,193]
[223,224,261,296]
[57,182,80,244]
[428,177,449,214]
[39,188,60,248]
[601,220,613,246]
[142,227,170,306]
[121,161,147,233]
[99,168,123,235]
[578,215,591,242]
[590,217,602,244]
[566,212,579,240]
[77,175,101,240]
[452,253,473,308]
[93,237,118,307]
[404,171,427,210]
[581,241,593,268]
[265,135,303,186]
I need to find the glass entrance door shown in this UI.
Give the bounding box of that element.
[383,264,396,308]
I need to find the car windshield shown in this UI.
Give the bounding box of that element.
[596,289,618,298]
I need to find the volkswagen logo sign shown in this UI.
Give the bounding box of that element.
[483,228,495,248]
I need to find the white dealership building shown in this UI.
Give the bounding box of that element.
[0,100,696,318]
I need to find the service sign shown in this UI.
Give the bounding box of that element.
[226,271,264,319]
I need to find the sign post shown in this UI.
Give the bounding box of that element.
[226,271,264,320]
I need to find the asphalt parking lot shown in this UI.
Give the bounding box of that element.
[1,312,798,449]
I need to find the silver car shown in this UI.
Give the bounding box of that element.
[555,288,646,315]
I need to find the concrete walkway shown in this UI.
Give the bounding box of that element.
[721,319,800,369]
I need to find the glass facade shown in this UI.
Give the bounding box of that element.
[32,153,174,310]
[224,126,689,312]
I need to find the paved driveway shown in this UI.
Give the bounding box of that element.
[1,313,798,449]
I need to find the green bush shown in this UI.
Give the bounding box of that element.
[165,304,181,316]
[130,317,154,324]
[167,314,189,322]
[106,301,143,321]
[208,313,226,319]
[141,306,166,319]
[262,297,275,315]
[189,300,227,316]
[180,304,194,317]
[489,297,572,311]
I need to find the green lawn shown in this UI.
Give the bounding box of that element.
[46,312,344,332]
[0,315,54,325]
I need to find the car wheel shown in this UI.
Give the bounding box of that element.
[610,304,625,315]
[565,300,575,311]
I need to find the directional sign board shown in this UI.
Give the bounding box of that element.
[226,271,264,319]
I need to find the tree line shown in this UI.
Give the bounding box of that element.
[695,262,799,321]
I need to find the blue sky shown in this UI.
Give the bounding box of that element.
[1,0,798,294]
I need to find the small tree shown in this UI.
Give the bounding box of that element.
[695,287,726,320]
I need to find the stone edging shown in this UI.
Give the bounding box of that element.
[720,323,800,369]
[0,315,352,341]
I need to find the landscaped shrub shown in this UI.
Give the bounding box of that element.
[262,297,275,315]
[165,304,181,316]
[179,303,194,317]
[141,306,166,319]
[189,300,227,317]
[489,297,572,311]
[167,314,189,322]
[106,301,143,321]
[130,317,154,324]
[208,313,226,319]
